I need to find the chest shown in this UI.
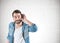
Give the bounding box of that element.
[14,27,23,38]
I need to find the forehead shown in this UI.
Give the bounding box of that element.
[14,13,21,16]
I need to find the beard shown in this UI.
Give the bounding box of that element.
[15,20,22,24]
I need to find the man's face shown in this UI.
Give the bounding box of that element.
[13,13,22,24]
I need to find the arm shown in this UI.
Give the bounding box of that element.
[7,23,11,43]
[22,14,37,32]
[7,30,10,43]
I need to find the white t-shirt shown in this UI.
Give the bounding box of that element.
[14,26,25,43]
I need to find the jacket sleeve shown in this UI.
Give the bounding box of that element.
[28,23,37,32]
[7,22,12,40]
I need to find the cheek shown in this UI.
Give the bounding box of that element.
[20,15,22,18]
[19,16,21,19]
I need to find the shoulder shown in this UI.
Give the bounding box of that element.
[23,22,28,26]
[9,22,14,24]
[9,22,15,27]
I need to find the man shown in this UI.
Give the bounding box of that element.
[7,10,37,43]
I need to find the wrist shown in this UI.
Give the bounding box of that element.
[25,19,33,26]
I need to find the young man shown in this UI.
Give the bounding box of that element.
[7,10,37,43]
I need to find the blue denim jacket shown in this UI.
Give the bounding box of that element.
[7,22,37,43]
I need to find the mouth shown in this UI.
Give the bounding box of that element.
[15,20,22,24]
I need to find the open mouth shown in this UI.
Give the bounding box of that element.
[15,20,22,24]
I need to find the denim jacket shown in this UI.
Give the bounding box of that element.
[7,22,37,43]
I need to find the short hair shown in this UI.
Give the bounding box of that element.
[12,10,21,17]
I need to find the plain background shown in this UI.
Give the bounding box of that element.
[0,0,60,43]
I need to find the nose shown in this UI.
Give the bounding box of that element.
[16,17,20,20]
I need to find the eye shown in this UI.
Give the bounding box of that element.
[14,16,17,18]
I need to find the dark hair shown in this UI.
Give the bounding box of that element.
[12,10,21,17]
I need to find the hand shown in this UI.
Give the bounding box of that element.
[21,14,33,26]
[7,40,9,43]
[21,14,27,23]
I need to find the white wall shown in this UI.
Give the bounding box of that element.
[0,0,60,43]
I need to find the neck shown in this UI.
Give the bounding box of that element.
[15,22,22,28]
